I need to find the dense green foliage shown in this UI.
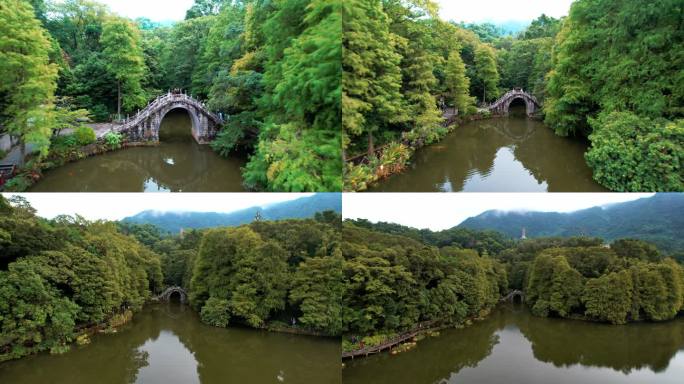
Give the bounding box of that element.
[526,244,684,324]
[545,0,682,137]
[343,216,684,339]
[543,0,683,191]
[585,112,683,191]
[240,0,342,191]
[347,218,514,256]
[2,0,341,191]
[0,0,58,156]
[342,221,508,336]
[342,0,495,162]
[0,196,163,361]
[188,215,343,335]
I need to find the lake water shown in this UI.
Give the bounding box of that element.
[0,304,341,384]
[370,106,606,192]
[343,304,684,384]
[30,110,246,192]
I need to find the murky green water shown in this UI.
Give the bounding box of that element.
[370,106,606,192]
[0,304,340,384]
[343,304,684,384]
[30,110,246,192]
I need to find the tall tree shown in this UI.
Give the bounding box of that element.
[100,17,147,118]
[544,0,683,136]
[473,44,499,103]
[520,14,561,40]
[342,0,405,157]
[185,0,225,20]
[45,0,109,56]
[444,49,473,115]
[402,44,443,145]
[160,16,215,93]
[243,0,343,191]
[0,0,58,157]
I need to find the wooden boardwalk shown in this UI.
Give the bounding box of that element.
[342,321,436,359]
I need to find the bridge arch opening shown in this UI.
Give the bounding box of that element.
[169,290,183,303]
[512,293,524,304]
[508,98,527,116]
[159,108,200,142]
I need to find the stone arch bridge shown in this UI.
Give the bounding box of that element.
[116,92,223,144]
[487,88,541,117]
[156,286,188,304]
[501,290,525,303]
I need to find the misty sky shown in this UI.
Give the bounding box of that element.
[3,193,316,221]
[435,0,574,23]
[343,193,654,231]
[52,0,194,21]
[51,0,577,23]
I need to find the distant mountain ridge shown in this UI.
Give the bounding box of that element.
[122,193,341,232]
[458,194,684,252]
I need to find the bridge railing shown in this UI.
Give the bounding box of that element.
[342,320,437,359]
[117,92,223,132]
[485,89,540,110]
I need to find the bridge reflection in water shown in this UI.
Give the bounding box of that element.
[30,110,247,192]
[370,106,606,192]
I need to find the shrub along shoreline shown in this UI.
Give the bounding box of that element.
[344,111,493,191]
[1,128,156,192]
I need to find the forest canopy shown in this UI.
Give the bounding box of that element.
[0,0,341,192]
[341,218,684,340]
[0,195,163,361]
[0,193,344,361]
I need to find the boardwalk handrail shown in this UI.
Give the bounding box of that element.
[342,320,437,359]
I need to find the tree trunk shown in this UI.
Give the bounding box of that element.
[367,131,374,157]
[117,80,122,120]
[18,141,26,166]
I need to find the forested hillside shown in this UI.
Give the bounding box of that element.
[342,221,508,350]
[346,218,514,256]
[121,213,344,336]
[0,196,163,361]
[459,193,684,253]
[0,0,341,191]
[0,194,344,362]
[524,242,684,324]
[123,193,341,232]
[341,218,684,356]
